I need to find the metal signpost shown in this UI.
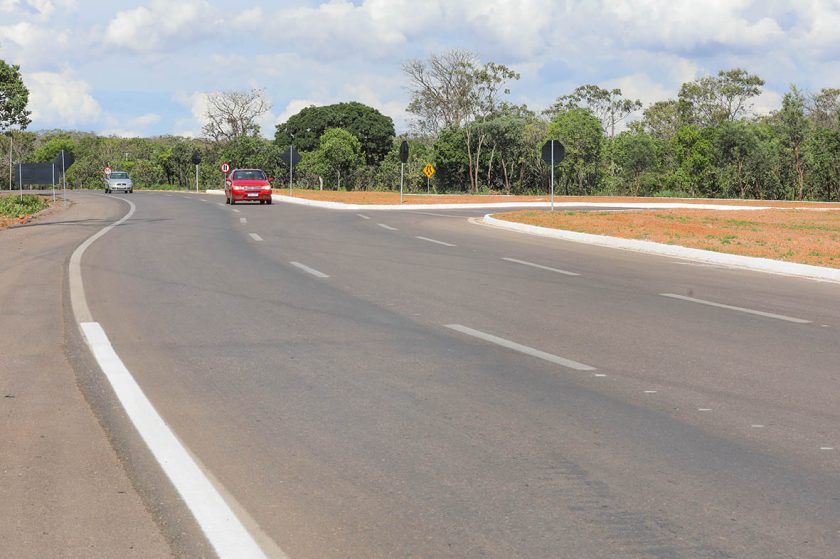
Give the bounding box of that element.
[541,140,566,211]
[192,152,201,192]
[399,140,409,204]
[282,146,302,195]
[61,150,67,206]
[220,162,230,191]
[423,163,435,193]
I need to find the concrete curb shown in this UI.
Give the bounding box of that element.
[482,214,840,284]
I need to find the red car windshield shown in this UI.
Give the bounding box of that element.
[232,170,266,181]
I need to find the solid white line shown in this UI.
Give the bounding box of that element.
[357,214,371,220]
[240,218,247,224]
[660,293,811,324]
[249,233,263,241]
[290,261,329,278]
[444,324,596,371]
[502,257,579,276]
[80,324,271,559]
[416,236,456,247]
[378,223,397,231]
[68,198,276,558]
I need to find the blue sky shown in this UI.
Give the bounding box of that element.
[2,0,840,138]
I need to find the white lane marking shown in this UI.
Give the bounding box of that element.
[200,199,208,202]
[594,373,607,377]
[659,293,812,324]
[290,261,329,278]
[698,408,712,412]
[231,209,241,213]
[240,218,247,224]
[751,424,765,428]
[444,324,596,371]
[80,324,272,559]
[69,201,276,559]
[644,390,657,394]
[820,446,835,451]
[416,236,456,247]
[357,214,371,220]
[378,223,397,231]
[409,211,474,218]
[249,233,263,242]
[502,257,580,277]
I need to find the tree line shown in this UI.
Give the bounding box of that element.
[2,52,840,201]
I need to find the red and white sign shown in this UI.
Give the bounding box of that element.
[220,163,230,173]
[103,166,112,176]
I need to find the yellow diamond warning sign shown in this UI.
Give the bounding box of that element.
[423,163,435,178]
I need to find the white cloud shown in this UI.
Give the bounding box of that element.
[0,21,71,66]
[276,99,323,126]
[26,70,103,125]
[104,0,219,54]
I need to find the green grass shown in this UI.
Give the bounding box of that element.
[0,194,48,218]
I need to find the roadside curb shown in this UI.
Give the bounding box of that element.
[481,214,840,284]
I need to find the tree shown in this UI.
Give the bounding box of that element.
[678,68,765,127]
[31,136,75,163]
[202,88,271,143]
[641,100,681,141]
[806,88,840,131]
[404,50,519,192]
[275,102,395,165]
[547,108,603,195]
[298,128,363,189]
[806,119,840,201]
[0,60,31,131]
[613,131,657,195]
[549,85,642,138]
[775,87,809,200]
[714,121,759,198]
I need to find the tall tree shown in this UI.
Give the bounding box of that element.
[202,88,271,143]
[403,49,478,135]
[0,60,31,131]
[547,108,603,195]
[776,87,809,200]
[275,102,395,165]
[678,68,765,127]
[549,85,642,138]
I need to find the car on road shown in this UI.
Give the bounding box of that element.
[225,168,274,205]
[105,171,133,194]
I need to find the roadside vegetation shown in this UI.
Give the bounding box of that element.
[0,193,48,226]
[3,52,840,201]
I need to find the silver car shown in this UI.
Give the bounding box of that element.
[105,171,133,193]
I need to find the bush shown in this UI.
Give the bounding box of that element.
[0,194,49,218]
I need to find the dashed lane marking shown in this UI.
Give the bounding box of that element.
[249,233,263,242]
[416,236,456,247]
[502,257,580,276]
[660,293,812,324]
[240,218,247,224]
[290,261,329,278]
[378,223,397,231]
[357,214,371,220]
[444,324,596,371]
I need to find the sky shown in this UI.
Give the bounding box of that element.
[2,0,840,138]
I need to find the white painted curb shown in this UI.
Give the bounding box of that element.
[482,214,840,284]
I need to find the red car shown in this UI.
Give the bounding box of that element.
[225,168,274,205]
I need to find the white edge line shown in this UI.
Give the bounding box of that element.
[290,261,330,278]
[80,323,271,559]
[68,196,278,559]
[444,324,595,371]
[660,293,811,324]
[501,257,579,276]
[415,236,456,247]
[481,214,840,284]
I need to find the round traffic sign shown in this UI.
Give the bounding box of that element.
[103,166,112,176]
[541,140,565,166]
[220,163,230,173]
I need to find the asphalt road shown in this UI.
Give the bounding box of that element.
[77,191,839,558]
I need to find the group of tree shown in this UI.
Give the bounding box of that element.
[3,52,840,201]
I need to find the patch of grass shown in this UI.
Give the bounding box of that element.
[0,194,48,218]
[720,235,737,245]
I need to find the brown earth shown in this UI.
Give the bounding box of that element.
[277,189,840,208]
[495,208,840,269]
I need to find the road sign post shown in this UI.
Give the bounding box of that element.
[541,140,566,211]
[282,146,301,196]
[399,140,409,204]
[423,163,435,194]
[192,152,201,192]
